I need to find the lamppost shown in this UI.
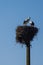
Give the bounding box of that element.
[16,17,38,65]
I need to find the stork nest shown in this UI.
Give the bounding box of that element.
[16,26,38,46]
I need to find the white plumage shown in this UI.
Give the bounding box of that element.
[29,21,34,26]
[23,17,31,24]
[23,17,34,27]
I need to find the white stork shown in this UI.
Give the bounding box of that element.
[23,17,31,25]
[29,20,34,27]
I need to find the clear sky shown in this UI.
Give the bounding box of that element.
[0,0,43,65]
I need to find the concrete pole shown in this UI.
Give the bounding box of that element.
[26,44,30,65]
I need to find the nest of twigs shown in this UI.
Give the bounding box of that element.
[16,26,38,46]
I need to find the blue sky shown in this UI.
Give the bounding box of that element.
[0,0,43,65]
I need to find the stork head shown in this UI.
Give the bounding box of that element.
[25,17,31,21]
[27,17,31,19]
